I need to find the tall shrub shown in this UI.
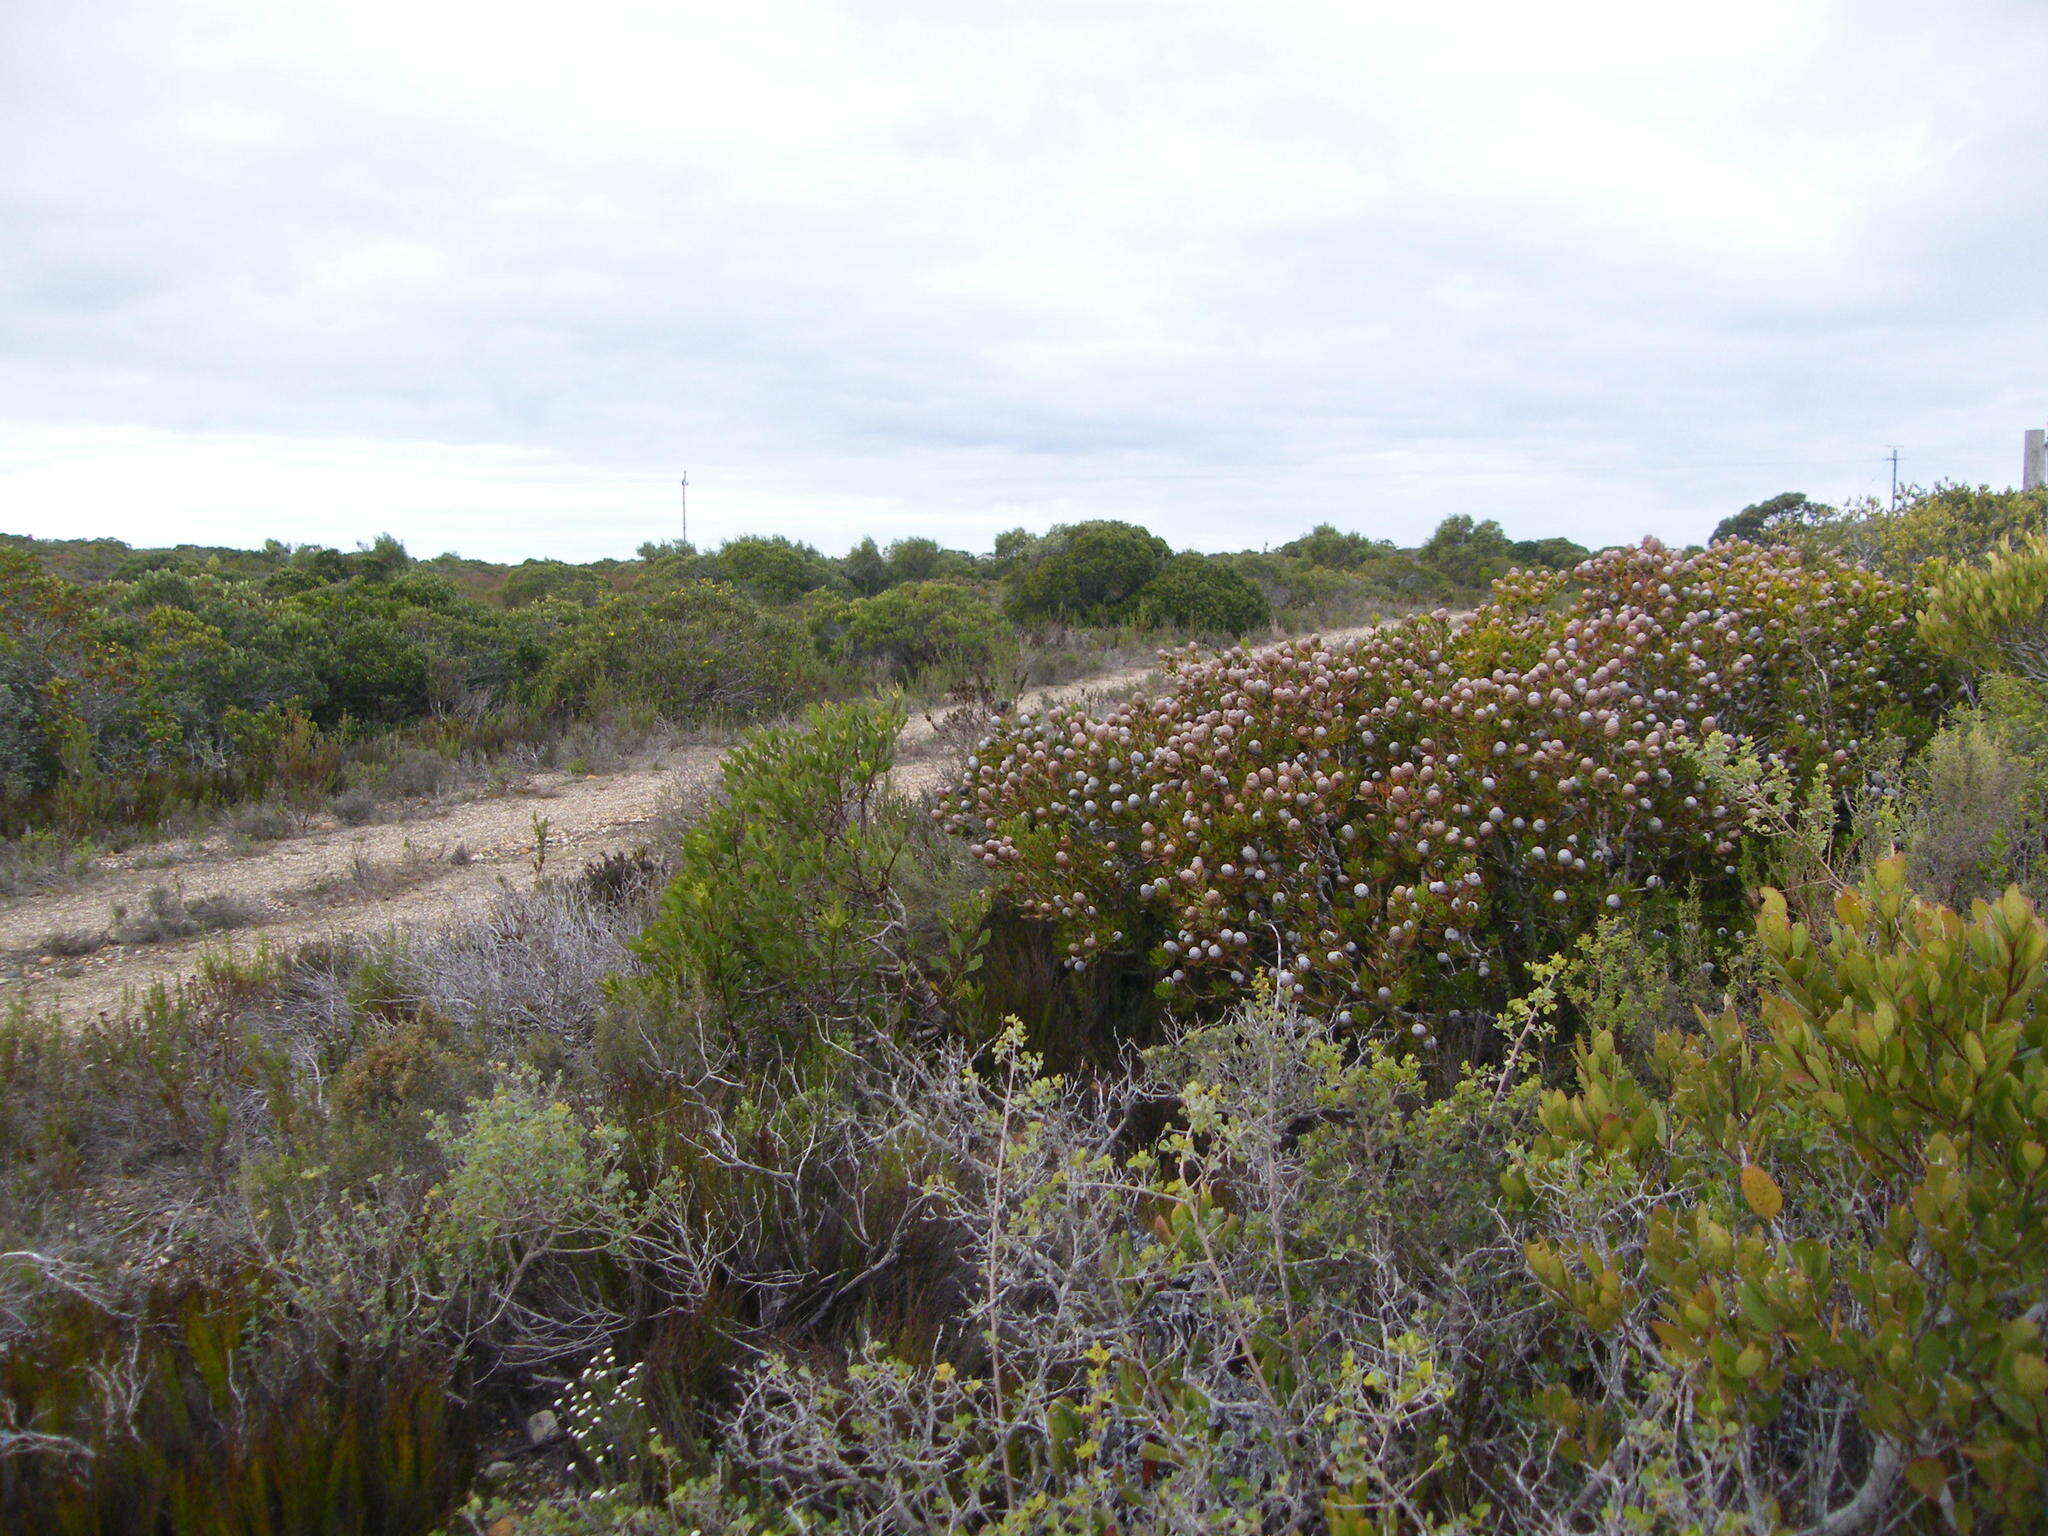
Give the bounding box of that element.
[541,581,820,722]
[627,698,918,1052]
[946,540,1947,1026]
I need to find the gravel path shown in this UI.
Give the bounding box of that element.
[2,626,1385,1023]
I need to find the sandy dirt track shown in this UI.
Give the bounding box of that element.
[2,627,1385,1023]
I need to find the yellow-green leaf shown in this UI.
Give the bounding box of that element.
[1740,1163,1784,1221]
[1904,1456,1948,1499]
[2012,1352,2048,1395]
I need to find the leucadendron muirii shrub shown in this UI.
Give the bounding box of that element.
[1512,857,2048,1530]
[946,539,1947,1034]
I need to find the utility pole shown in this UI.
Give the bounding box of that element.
[679,471,689,548]
[1887,447,1900,511]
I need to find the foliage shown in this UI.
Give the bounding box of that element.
[541,581,822,722]
[703,535,839,603]
[1132,553,1272,637]
[1510,534,1594,571]
[1710,491,1833,546]
[884,536,941,584]
[493,1000,1541,1535]
[22,508,2026,1534]
[1003,520,1172,625]
[1418,514,1514,588]
[1277,522,1392,569]
[503,559,612,608]
[1814,482,2048,579]
[840,535,892,596]
[1881,675,2048,919]
[1226,550,1452,629]
[1516,858,2048,1529]
[947,539,1947,1027]
[840,580,1007,676]
[0,546,139,811]
[626,698,955,1051]
[1,1284,472,1536]
[1918,528,2048,684]
[0,513,1598,844]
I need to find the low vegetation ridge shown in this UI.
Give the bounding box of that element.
[4,481,2048,1534]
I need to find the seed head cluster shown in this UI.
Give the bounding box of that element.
[944,540,1944,1023]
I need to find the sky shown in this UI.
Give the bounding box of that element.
[3,0,2045,564]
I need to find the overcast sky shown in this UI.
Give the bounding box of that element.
[3,0,2045,563]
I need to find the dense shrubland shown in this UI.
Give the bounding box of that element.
[1,513,1492,856]
[8,487,2048,1534]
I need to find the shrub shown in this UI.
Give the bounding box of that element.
[840,580,1005,676]
[627,698,938,1054]
[0,826,98,895]
[945,539,1948,1029]
[884,536,943,584]
[1837,482,2048,577]
[382,746,455,798]
[1418,513,1513,588]
[1514,859,2048,1530]
[1903,689,2048,907]
[840,535,891,596]
[40,927,107,957]
[501,558,609,609]
[425,1070,637,1366]
[109,883,259,945]
[515,1000,1542,1533]
[1276,522,1390,569]
[1918,528,2048,684]
[331,786,382,825]
[0,548,140,815]
[0,1283,473,1536]
[1228,550,1451,629]
[541,582,822,724]
[1132,553,1271,637]
[1002,520,1171,625]
[1710,490,1833,546]
[701,535,838,603]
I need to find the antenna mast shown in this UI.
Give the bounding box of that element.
[1886,447,1900,511]
[680,471,689,548]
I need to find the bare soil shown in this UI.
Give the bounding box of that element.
[2,626,1385,1023]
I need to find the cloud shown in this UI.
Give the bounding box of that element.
[2,0,2044,560]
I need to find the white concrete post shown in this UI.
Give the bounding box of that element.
[2027,428,2046,492]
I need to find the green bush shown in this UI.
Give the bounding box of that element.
[840,580,1006,676]
[1002,520,1171,625]
[703,535,838,603]
[0,548,139,812]
[1228,549,1452,629]
[626,698,935,1053]
[1133,553,1271,636]
[1418,513,1513,588]
[1918,528,2048,684]
[541,581,822,723]
[1276,523,1392,569]
[501,558,609,609]
[1710,489,1833,546]
[1515,858,2048,1529]
[1839,482,2048,578]
[840,535,891,596]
